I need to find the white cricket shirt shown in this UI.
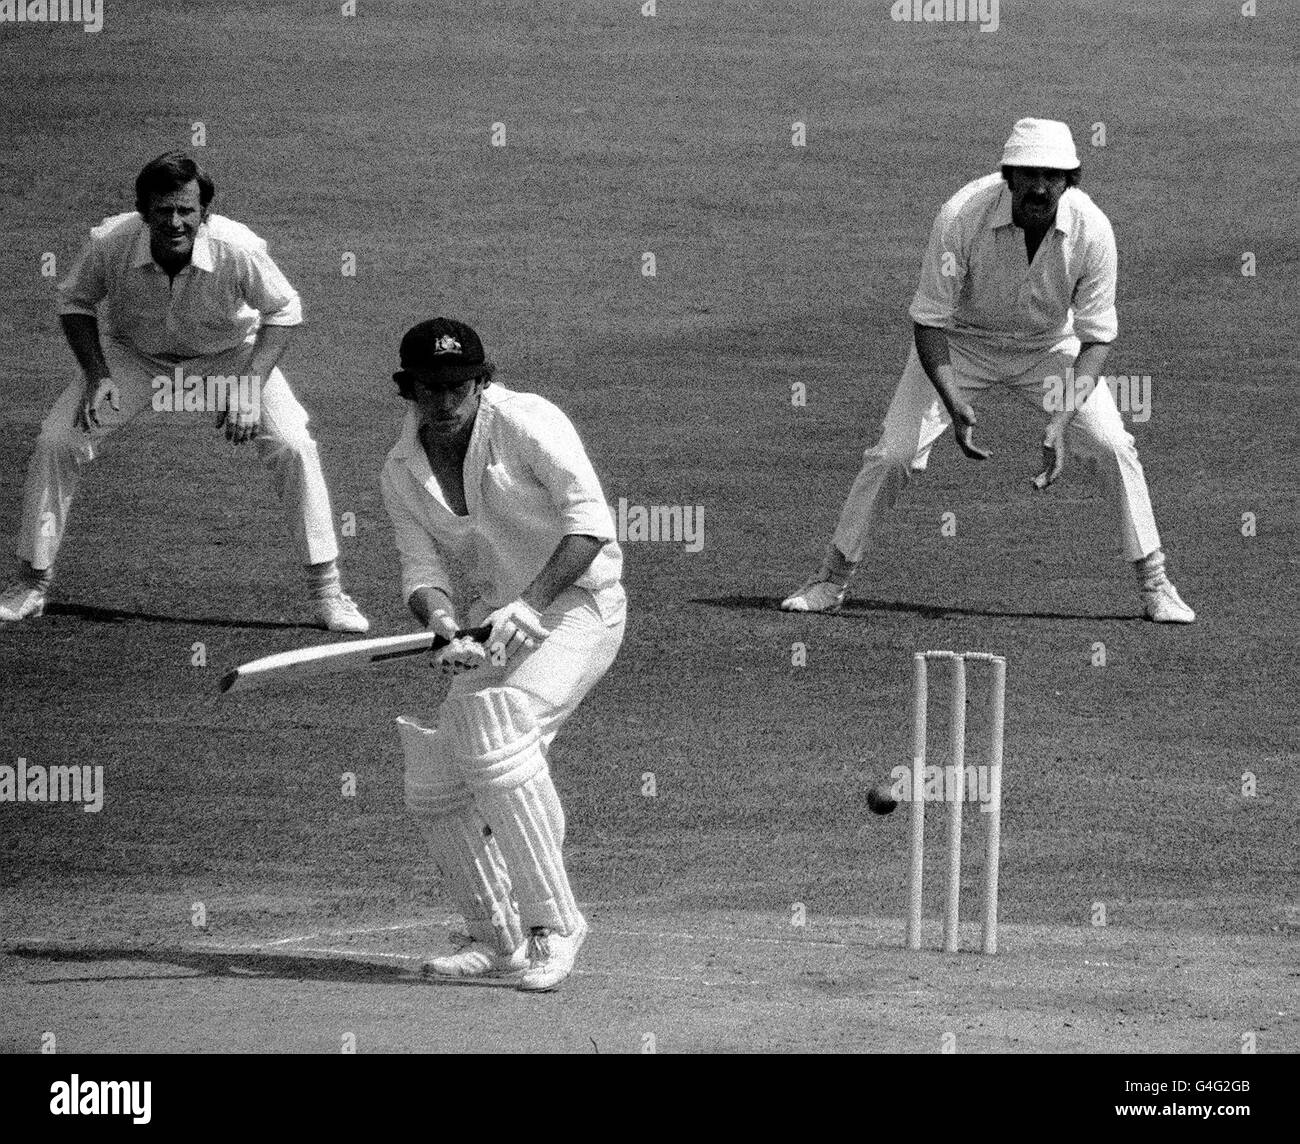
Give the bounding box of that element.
[57,212,303,360]
[381,385,623,621]
[909,173,1118,377]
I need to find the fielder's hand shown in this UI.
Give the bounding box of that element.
[74,377,119,432]
[484,599,551,666]
[215,404,261,446]
[951,401,991,461]
[1032,417,1069,490]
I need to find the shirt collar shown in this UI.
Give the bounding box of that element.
[129,217,216,271]
[990,182,1015,230]
[1051,189,1076,234]
[393,407,421,457]
[990,181,1075,235]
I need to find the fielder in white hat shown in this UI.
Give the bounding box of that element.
[781,117,1195,623]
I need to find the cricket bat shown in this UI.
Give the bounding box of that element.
[219,625,492,694]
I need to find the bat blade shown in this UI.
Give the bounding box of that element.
[219,625,492,694]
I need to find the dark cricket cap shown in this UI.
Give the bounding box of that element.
[397,318,492,384]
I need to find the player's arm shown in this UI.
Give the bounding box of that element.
[218,323,296,445]
[520,534,607,613]
[1034,339,1113,489]
[1035,218,1119,489]
[244,322,295,385]
[909,205,987,462]
[221,246,302,444]
[914,323,988,461]
[58,237,117,431]
[483,409,616,662]
[481,533,604,667]
[61,314,111,382]
[380,467,460,639]
[407,585,459,639]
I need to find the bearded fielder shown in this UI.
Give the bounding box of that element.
[0,151,368,631]
[782,119,1194,623]
[382,319,625,992]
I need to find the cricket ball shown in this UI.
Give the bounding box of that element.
[866,783,898,815]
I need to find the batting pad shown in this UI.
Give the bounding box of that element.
[396,717,523,953]
[443,689,583,935]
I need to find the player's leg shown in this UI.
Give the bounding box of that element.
[397,716,526,979]
[1064,377,1194,622]
[246,363,369,633]
[443,687,586,991]
[443,588,624,991]
[2,345,158,621]
[781,346,956,612]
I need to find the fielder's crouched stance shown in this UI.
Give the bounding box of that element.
[0,151,367,632]
[382,319,624,992]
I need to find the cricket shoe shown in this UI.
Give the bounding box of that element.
[422,933,527,981]
[779,579,847,614]
[1142,581,1196,624]
[313,591,370,633]
[0,582,47,622]
[517,918,589,993]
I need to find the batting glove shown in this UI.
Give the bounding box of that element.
[433,634,490,677]
[484,599,551,666]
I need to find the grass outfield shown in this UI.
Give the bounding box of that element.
[0,1,1296,1052]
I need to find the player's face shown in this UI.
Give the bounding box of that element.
[144,181,205,265]
[413,374,487,441]
[1007,167,1070,230]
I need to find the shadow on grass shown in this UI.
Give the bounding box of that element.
[46,602,312,632]
[696,594,1138,623]
[8,945,449,987]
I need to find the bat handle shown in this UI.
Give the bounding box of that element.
[450,624,493,646]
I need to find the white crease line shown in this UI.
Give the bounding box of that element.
[260,919,448,947]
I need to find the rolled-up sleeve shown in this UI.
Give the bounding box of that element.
[380,465,454,602]
[1071,216,1118,343]
[521,405,617,541]
[238,244,303,326]
[56,239,107,318]
[908,208,966,329]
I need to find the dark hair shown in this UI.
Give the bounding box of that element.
[135,151,215,215]
[1001,164,1081,189]
[394,364,495,401]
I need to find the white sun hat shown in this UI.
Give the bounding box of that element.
[1000,118,1080,170]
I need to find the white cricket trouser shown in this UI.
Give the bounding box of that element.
[832,345,1163,564]
[16,339,340,570]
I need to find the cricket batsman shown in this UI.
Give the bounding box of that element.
[0,151,368,631]
[782,119,1195,623]
[382,318,625,991]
